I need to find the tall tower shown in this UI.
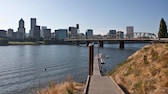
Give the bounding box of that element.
[126,26,134,38]
[29,18,36,37]
[19,18,24,28]
[17,18,25,40]
[31,18,36,30]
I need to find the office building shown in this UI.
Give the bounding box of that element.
[55,29,68,40]
[41,26,51,38]
[13,32,18,40]
[40,26,47,37]
[17,18,25,40]
[108,30,116,38]
[7,28,13,39]
[0,30,7,38]
[29,18,36,37]
[43,29,51,38]
[69,27,77,37]
[126,26,134,38]
[33,25,40,40]
[86,29,93,38]
[116,31,124,38]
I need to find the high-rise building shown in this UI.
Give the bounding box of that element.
[40,26,47,37]
[55,29,68,40]
[108,30,116,38]
[31,18,36,30]
[69,27,77,37]
[29,18,36,37]
[17,18,25,40]
[33,25,40,40]
[86,29,93,38]
[126,26,134,38]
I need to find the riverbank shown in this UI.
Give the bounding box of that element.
[108,43,168,94]
[8,41,71,45]
[8,41,44,45]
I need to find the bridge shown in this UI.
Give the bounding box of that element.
[84,43,125,94]
[65,38,167,48]
[64,32,165,48]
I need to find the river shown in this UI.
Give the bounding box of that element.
[0,43,148,94]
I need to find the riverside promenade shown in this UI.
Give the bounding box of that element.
[84,53,125,94]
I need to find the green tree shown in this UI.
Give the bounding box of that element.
[158,18,168,38]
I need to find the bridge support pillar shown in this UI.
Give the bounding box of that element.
[76,42,79,46]
[119,40,125,49]
[89,43,94,75]
[99,41,104,48]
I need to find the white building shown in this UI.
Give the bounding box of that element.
[17,18,25,40]
[116,31,124,38]
[86,29,93,38]
[126,26,134,38]
[55,29,68,40]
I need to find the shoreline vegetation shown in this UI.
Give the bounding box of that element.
[8,41,44,45]
[34,76,85,94]
[0,39,71,45]
[108,43,168,94]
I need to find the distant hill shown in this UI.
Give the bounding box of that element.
[109,43,168,94]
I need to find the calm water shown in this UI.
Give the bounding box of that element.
[0,43,148,94]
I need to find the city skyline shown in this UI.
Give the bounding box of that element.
[0,0,168,35]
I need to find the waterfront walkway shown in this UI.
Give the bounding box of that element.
[85,53,124,94]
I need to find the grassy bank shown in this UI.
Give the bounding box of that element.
[109,43,168,94]
[35,77,85,94]
[8,41,44,45]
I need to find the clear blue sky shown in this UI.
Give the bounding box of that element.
[0,0,167,35]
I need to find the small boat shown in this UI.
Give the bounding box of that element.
[100,58,105,64]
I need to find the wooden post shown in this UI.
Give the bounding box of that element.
[89,43,94,75]
[91,44,94,73]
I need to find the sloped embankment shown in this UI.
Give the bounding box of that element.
[110,43,168,94]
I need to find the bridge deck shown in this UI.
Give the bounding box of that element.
[87,53,124,94]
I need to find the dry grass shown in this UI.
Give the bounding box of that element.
[110,43,168,94]
[36,76,85,94]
